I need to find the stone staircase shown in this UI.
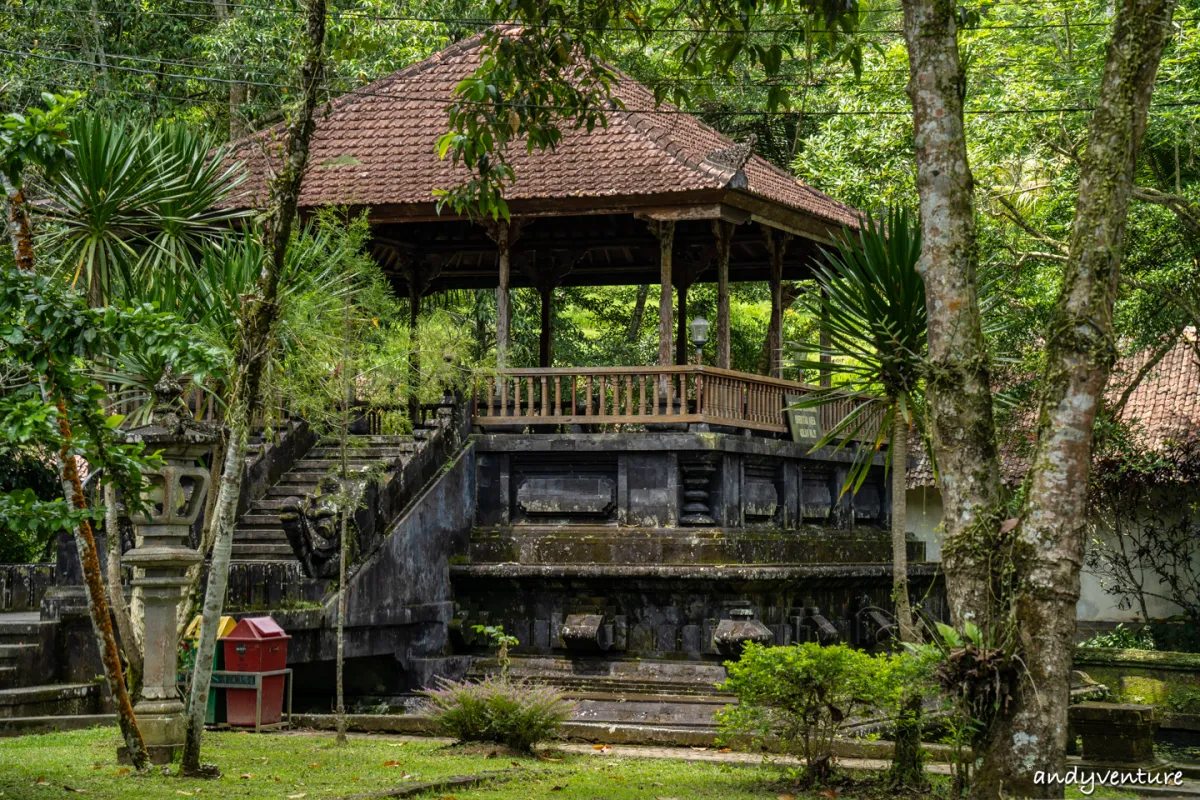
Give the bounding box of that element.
[232,431,434,562]
[0,613,103,734]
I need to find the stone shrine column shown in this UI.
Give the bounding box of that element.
[646,220,675,367]
[120,372,219,764]
[712,220,735,369]
[762,226,792,379]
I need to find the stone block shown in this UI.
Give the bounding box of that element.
[561,614,611,651]
[681,624,703,654]
[1070,702,1158,764]
[516,476,616,517]
[533,619,550,648]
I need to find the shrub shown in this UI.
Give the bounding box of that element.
[1079,623,1156,650]
[715,642,901,783]
[421,674,574,753]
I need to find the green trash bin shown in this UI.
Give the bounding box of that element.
[179,616,237,724]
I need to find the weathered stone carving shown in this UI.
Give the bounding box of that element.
[280,478,343,579]
[679,460,716,525]
[561,613,612,651]
[516,475,615,517]
[797,606,840,644]
[712,607,773,656]
[852,597,897,647]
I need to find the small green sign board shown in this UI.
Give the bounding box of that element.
[785,395,824,444]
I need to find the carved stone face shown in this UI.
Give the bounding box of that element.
[307,497,338,546]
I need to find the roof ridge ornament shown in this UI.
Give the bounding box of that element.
[702,134,757,189]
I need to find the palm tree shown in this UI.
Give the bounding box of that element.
[790,206,927,643]
[42,115,247,307]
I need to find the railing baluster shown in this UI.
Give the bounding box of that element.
[585,375,593,416]
[541,376,549,417]
[625,375,633,417]
[554,376,561,418]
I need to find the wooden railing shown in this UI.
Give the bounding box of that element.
[473,366,881,441]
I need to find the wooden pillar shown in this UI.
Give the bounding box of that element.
[523,249,579,370]
[820,288,832,388]
[647,220,675,367]
[671,245,712,366]
[675,284,689,366]
[538,284,553,368]
[398,255,445,424]
[762,226,791,379]
[712,220,735,369]
[485,221,523,370]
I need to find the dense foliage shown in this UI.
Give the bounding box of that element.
[716,642,910,784]
[421,675,574,753]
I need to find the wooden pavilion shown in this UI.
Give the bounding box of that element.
[230,32,866,436]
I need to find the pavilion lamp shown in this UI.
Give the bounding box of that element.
[689,316,710,366]
[119,370,220,764]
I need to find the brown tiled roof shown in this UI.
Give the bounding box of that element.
[226,32,860,227]
[1111,333,1200,450]
[906,335,1200,488]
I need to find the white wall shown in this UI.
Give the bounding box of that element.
[904,486,1185,623]
[905,487,945,562]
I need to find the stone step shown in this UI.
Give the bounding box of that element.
[0,643,39,666]
[0,683,99,720]
[231,543,296,558]
[232,529,288,543]
[250,499,289,511]
[238,514,282,527]
[266,485,335,498]
[306,447,416,459]
[288,461,386,472]
[0,621,48,645]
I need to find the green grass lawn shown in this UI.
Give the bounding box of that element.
[0,727,1140,800]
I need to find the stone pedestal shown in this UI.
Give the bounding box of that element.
[117,375,218,765]
[712,607,773,657]
[1070,702,1159,764]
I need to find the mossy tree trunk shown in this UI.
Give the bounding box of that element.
[180,0,327,774]
[4,179,150,771]
[899,0,1178,795]
[972,0,1177,795]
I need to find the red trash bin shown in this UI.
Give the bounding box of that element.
[223,616,291,727]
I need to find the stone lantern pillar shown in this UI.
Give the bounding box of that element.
[119,372,220,764]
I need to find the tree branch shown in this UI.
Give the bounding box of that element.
[1107,326,1183,419]
[995,195,1068,255]
[1131,185,1200,235]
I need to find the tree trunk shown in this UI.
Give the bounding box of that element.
[891,416,916,642]
[972,0,1177,795]
[182,397,252,776]
[54,398,149,768]
[4,182,149,770]
[177,432,226,633]
[104,481,143,686]
[3,184,36,272]
[899,0,1005,638]
[335,284,351,747]
[181,0,327,774]
[627,284,649,343]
